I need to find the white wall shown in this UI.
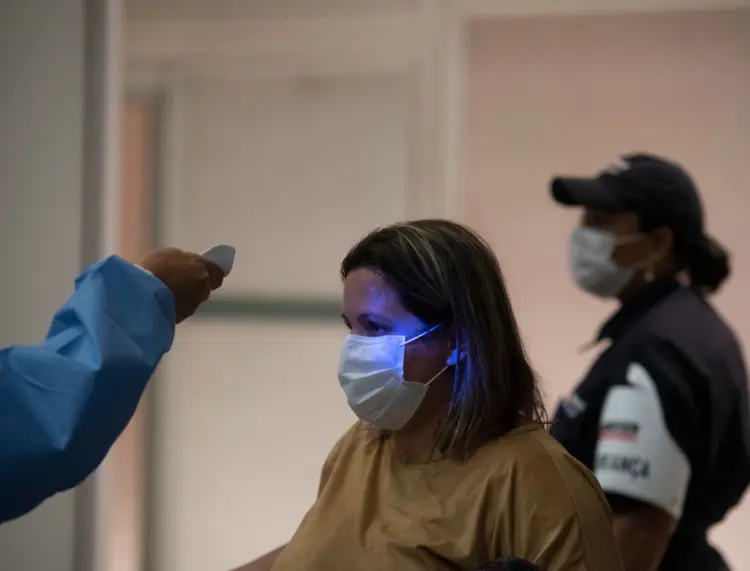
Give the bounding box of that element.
[465,9,750,569]
[0,1,118,570]
[165,77,409,297]
[0,2,84,570]
[150,75,410,571]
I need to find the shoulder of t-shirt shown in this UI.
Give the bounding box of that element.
[625,333,695,389]
[626,309,729,403]
[639,294,745,398]
[323,422,370,467]
[479,426,611,516]
[633,293,746,436]
[318,422,370,493]
[637,287,742,364]
[478,427,616,562]
[619,333,704,446]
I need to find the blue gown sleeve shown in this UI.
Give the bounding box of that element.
[0,255,176,523]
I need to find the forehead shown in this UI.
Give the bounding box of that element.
[342,268,413,321]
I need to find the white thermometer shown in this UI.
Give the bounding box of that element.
[201,244,236,276]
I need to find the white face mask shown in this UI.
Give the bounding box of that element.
[569,226,645,298]
[337,324,451,431]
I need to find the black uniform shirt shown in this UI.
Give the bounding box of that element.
[551,278,750,571]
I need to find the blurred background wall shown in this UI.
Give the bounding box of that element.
[1,1,749,571]
[0,0,118,570]
[0,2,85,570]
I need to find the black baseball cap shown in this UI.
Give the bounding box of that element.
[550,152,705,246]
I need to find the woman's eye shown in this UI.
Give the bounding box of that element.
[365,321,388,335]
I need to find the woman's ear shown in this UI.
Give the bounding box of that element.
[446,341,467,366]
[441,325,467,366]
[651,226,674,262]
[447,346,460,366]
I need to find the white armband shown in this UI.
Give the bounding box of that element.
[594,362,691,519]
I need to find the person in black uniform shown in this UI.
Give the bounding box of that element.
[548,153,750,571]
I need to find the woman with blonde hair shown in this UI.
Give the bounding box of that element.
[237,220,622,571]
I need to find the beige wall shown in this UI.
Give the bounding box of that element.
[149,75,410,571]
[0,2,84,570]
[0,1,118,570]
[465,9,750,569]
[161,77,409,297]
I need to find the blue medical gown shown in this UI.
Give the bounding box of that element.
[0,255,176,523]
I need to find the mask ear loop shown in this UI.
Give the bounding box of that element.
[424,364,450,387]
[400,324,447,386]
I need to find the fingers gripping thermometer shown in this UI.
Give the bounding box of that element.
[201,244,236,277]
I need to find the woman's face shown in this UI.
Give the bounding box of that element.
[581,209,652,267]
[581,209,672,269]
[341,267,452,385]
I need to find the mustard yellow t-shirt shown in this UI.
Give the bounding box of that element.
[272,423,623,571]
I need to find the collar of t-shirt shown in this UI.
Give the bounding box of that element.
[596,277,681,343]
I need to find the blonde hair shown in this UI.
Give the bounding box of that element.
[341,219,547,460]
